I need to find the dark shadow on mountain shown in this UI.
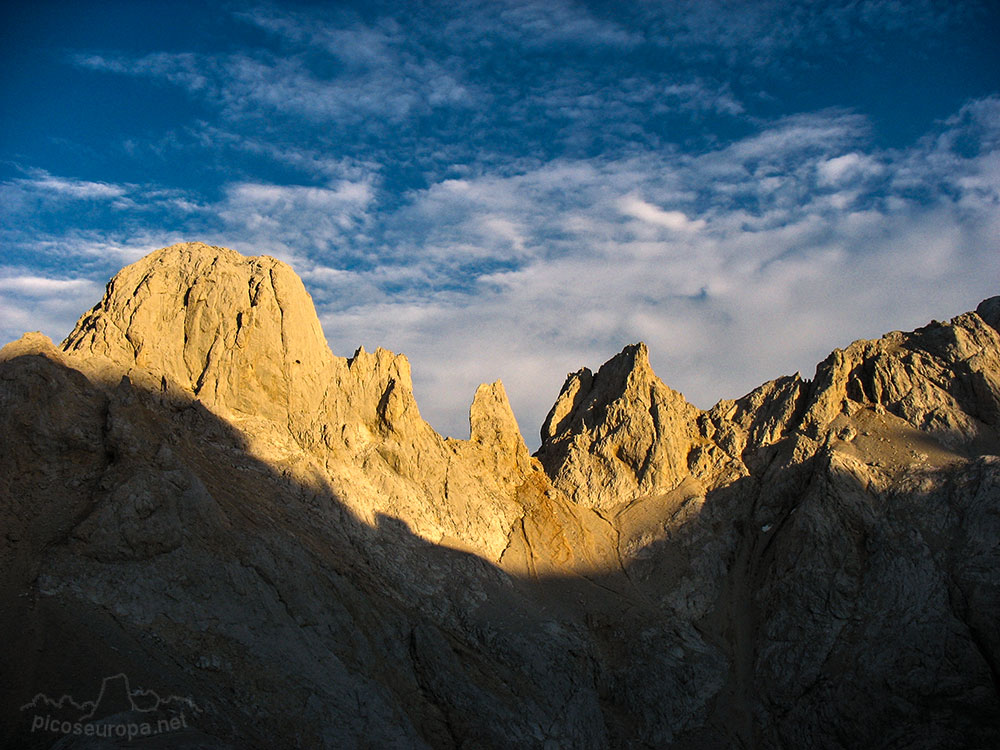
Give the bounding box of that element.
[2,351,999,749]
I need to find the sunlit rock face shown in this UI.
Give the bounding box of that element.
[2,243,998,749]
[537,342,706,512]
[59,242,537,562]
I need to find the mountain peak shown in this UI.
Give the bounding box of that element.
[587,341,654,396]
[61,242,333,424]
[537,342,701,510]
[610,340,651,371]
[539,342,654,444]
[469,380,531,473]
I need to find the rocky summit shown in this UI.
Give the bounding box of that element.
[2,242,998,749]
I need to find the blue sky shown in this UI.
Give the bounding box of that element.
[2,0,999,446]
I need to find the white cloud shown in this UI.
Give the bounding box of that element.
[637,0,981,69]
[215,179,375,259]
[661,81,744,115]
[0,269,104,350]
[28,174,125,199]
[491,1,640,48]
[1,169,128,205]
[193,125,378,182]
[816,152,884,186]
[0,275,95,295]
[725,111,868,163]
[439,0,641,49]
[76,13,478,128]
[619,197,706,232]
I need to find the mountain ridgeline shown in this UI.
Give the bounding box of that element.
[2,243,999,749]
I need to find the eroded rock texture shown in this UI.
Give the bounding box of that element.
[2,243,998,749]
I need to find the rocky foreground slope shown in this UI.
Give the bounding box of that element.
[2,242,998,749]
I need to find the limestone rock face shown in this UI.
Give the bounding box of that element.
[58,243,538,562]
[533,301,1000,747]
[705,374,807,463]
[796,310,1000,449]
[469,380,533,475]
[63,243,332,426]
[2,244,999,749]
[537,343,702,512]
